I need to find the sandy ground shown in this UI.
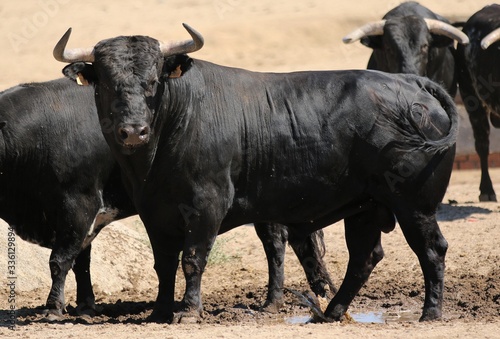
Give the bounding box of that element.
[0,0,499,338]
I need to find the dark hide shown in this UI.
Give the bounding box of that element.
[0,78,136,317]
[63,35,458,323]
[361,1,458,96]
[456,4,500,201]
[0,78,333,317]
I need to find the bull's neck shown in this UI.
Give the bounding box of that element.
[159,77,197,144]
[108,136,159,196]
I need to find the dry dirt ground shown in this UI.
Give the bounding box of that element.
[0,0,499,338]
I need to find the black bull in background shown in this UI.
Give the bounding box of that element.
[342,1,469,97]
[54,24,458,322]
[0,79,334,319]
[456,4,500,202]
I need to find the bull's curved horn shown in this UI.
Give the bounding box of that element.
[424,19,469,44]
[53,28,95,63]
[159,23,204,56]
[342,20,386,44]
[481,27,500,50]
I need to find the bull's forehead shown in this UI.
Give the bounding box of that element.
[385,16,429,43]
[93,35,163,89]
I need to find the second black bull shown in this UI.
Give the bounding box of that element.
[54,24,458,322]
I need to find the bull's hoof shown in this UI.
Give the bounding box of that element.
[74,301,101,317]
[172,310,201,324]
[146,310,173,324]
[260,299,283,313]
[479,193,497,202]
[42,309,64,322]
[419,307,442,322]
[323,302,352,323]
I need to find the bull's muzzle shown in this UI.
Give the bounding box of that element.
[117,123,151,147]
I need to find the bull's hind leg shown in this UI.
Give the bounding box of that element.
[72,244,97,315]
[45,197,99,320]
[46,236,87,320]
[324,209,383,321]
[395,211,447,321]
[254,222,287,312]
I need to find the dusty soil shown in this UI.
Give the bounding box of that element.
[1,168,499,338]
[0,0,499,338]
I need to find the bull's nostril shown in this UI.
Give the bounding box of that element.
[138,126,150,140]
[119,129,129,141]
[118,125,149,145]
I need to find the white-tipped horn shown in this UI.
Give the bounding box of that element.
[424,19,469,44]
[342,20,386,44]
[159,23,204,57]
[481,27,500,50]
[53,28,95,63]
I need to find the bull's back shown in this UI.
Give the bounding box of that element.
[0,79,115,245]
[220,69,456,224]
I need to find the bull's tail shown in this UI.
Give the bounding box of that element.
[289,229,337,296]
[375,75,459,155]
[414,76,459,154]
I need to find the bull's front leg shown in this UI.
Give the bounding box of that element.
[146,235,181,323]
[177,198,222,323]
[469,104,496,202]
[178,231,217,323]
[460,75,496,201]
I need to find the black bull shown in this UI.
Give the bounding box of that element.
[55,25,458,322]
[342,1,469,97]
[0,78,334,318]
[456,4,500,202]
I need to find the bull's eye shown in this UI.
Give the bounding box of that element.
[144,79,158,98]
[421,44,429,54]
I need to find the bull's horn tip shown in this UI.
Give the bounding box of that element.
[342,37,353,44]
[182,23,194,31]
[481,41,489,50]
[63,27,72,36]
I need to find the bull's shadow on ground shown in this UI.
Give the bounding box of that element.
[0,300,155,326]
[436,202,494,221]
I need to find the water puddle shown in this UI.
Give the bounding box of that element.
[285,315,313,324]
[285,310,420,324]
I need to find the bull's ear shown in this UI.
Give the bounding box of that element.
[163,54,193,79]
[361,36,383,49]
[430,34,453,48]
[62,62,97,86]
